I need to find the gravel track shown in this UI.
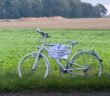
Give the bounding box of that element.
[0,17,110,29]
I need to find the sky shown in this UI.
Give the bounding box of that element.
[81,0,110,15]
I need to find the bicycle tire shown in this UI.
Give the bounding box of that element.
[18,52,50,79]
[70,50,102,77]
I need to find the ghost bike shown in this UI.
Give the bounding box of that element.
[18,29,102,79]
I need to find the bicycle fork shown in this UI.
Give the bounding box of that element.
[32,50,42,70]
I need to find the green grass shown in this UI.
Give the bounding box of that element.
[0,28,110,92]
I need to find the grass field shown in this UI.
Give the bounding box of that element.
[0,28,110,92]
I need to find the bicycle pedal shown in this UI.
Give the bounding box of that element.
[63,70,70,74]
[83,69,88,72]
[83,66,91,72]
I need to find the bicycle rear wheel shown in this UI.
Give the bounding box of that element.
[18,52,49,79]
[70,50,102,77]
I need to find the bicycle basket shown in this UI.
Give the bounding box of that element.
[48,44,69,59]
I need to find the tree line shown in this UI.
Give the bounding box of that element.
[0,0,107,19]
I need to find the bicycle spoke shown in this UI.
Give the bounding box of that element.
[18,52,49,79]
[71,51,102,77]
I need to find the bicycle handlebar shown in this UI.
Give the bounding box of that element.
[36,29,50,38]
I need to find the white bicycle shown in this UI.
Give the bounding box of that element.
[18,29,103,79]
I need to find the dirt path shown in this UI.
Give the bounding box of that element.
[0,17,110,29]
[1,91,110,96]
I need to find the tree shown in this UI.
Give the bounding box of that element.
[0,0,108,19]
[82,3,95,18]
[31,0,43,17]
[95,4,107,17]
[68,0,82,18]
[17,0,33,17]
[0,0,5,19]
[42,0,77,17]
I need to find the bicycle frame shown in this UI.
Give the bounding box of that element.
[32,33,85,74]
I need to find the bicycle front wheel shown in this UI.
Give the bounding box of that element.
[18,52,50,79]
[71,50,102,77]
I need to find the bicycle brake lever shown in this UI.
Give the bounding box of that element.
[36,29,50,38]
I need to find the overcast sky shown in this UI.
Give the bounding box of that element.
[81,0,110,15]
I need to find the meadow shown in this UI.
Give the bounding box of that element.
[0,28,110,92]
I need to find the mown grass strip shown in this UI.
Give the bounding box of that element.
[0,28,110,92]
